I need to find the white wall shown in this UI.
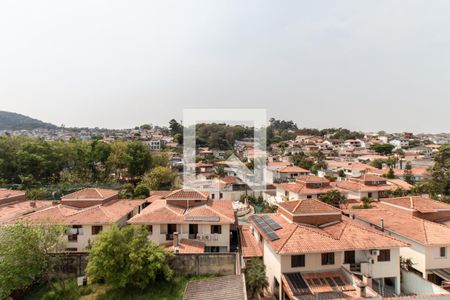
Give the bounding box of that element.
[401,270,450,296]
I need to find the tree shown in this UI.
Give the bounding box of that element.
[403,163,415,185]
[126,142,152,178]
[319,190,348,208]
[370,143,395,155]
[86,225,173,289]
[423,144,450,198]
[169,119,183,136]
[0,222,66,298]
[245,258,269,299]
[134,184,150,198]
[383,168,395,179]
[141,167,177,190]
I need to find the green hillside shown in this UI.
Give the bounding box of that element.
[0,111,57,130]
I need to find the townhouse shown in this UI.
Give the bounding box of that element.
[127,189,237,253]
[346,197,450,288]
[243,199,407,299]
[12,188,146,252]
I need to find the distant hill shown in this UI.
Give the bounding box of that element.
[0,111,58,131]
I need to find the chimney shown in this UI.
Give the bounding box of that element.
[357,282,367,298]
[29,201,36,208]
[380,218,384,231]
[173,232,179,253]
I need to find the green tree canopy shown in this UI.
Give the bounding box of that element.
[319,190,348,208]
[86,225,173,289]
[245,258,269,300]
[370,143,395,155]
[0,222,66,298]
[141,166,177,190]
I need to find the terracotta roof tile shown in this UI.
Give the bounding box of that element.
[347,204,450,246]
[183,275,246,300]
[250,213,407,254]
[381,196,450,213]
[278,199,341,214]
[164,189,209,201]
[61,188,118,200]
[240,225,262,258]
[0,200,52,223]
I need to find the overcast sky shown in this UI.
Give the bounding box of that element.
[0,1,449,133]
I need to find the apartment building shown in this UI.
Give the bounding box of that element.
[243,199,407,299]
[127,189,237,253]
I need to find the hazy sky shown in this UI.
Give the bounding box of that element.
[0,1,449,133]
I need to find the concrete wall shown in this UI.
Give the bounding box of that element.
[170,253,237,275]
[401,270,450,296]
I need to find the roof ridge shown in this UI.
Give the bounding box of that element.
[342,218,408,246]
[278,225,300,253]
[95,188,104,198]
[293,200,303,212]
[421,219,429,244]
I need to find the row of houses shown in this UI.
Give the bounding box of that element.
[2,185,450,299]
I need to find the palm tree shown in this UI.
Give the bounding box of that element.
[245,258,269,299]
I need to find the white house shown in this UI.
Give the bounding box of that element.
[242,199,407,299]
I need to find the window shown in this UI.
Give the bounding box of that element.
[378,249,390,262]
[211,225,222,234]
[68,234,78,242]
[344,251,355,264]
[211,194,215,199]
[219,193,223,199]
[146,225,153,234]
[291,255,305,268]
[440,247,447,258]
[307,195,312,199]
[435,246,447,258]
[368,192,373,198]
[285,191,289,197]
[91,225,103,235]
[321,252,335,265]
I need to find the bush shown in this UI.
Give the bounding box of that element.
[42,280,80,300]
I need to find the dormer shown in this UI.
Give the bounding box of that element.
[277,199,342,226]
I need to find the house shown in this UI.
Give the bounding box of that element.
[390,139,409,149]
[346,199,450,288]
[331,175,401,201]
[326,160,379,178]
[268,164,310,184]
[127,189,237,253]
[272,176,336,203]
[13,189,146,252]
[61,188,119,208]
[243,199,407,298]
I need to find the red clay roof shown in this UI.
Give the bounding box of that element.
[275,183,335,195]
[347,204,450,246]
[164,189,209,201]
[240,225,263,258]
[331,181,397,193]
[127,199,235,225]
[296,175,330,184]
[16,199,145,225]
[250,213,407,254]
[278,166,309,173]
[278,199,341,215]
[164,239,205,254]
[381,196,450,213]
[0,189,25,200]
[0,200,52,223]
[61,188,118,200]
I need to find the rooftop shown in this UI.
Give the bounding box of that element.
[381,196,450,213]
[61,188,118,200]
[239,225,263,258]
[278,199,341,215]
[183,275,247,300]
[250,212,406,254]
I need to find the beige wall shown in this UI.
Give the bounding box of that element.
[66,224,110,252]
[147,223,231,251]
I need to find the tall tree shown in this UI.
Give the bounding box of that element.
[126,141,152,178]
[141,166,177,190]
